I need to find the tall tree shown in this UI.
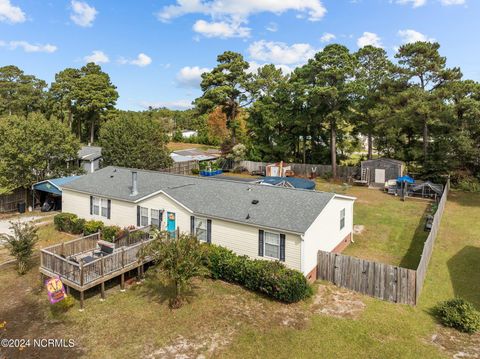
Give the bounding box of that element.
[48,68,80,131]
[354,46,395,159]
[0,114,81,191]
[99,113,172,170]
[195,51,253,144]
[298,44,358,177]
[395,42,461,163]
[0,65,47,117]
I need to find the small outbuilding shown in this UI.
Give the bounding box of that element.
[360,158,405,186]
[32,176,82,211]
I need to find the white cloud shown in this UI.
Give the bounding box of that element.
[265,22,278,32]
[70,0,97,27]
[4,40,57,53]
[157,0,327,22]
[395,0,427,8]
[320,32,336,43]
[248,40,317,65]
[176,66,210,88]
[119,53,152,67]
[193,19,250,38]
[0,0,25,23]
[357,32,383,48]
[140,99,193,110]
[84,50,109,64]
[398,29,435,44]
[439,0,465,5]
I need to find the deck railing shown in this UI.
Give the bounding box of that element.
[40,226,153,288]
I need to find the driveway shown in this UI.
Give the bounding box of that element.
[0,214,53,237]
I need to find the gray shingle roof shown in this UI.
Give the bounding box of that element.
[61,166,341,233]
[78,146,102,161]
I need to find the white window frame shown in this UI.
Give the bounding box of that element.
[195,217,208,242]
[92,196,108,218]
[100,198,108,218]
[140,207,149,227]
[92,197,100,216]
[340,208,346,230]
[151,209,160,228]
[264,231,280,260]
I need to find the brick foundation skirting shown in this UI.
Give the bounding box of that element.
[305,232,353,282]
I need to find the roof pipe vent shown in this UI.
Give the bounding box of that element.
[131,171,138,196]
[251,199,259,205]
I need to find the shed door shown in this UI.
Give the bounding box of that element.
[375,169,386,183]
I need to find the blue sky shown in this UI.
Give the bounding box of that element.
[1,0,478,110]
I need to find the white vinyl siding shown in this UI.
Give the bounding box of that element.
[264,231,280,259]
[195,217,208,242]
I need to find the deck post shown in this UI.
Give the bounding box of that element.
[100,256,105,301]
[120,273,125,292]
[79,291,84,311]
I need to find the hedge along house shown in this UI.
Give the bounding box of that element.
[60,167,355,281]
[360,158,405,187]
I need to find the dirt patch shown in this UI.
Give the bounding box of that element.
[312,285,366,319]
[146,331,235,359]
[430,325,480,359]
[353,225,365,235]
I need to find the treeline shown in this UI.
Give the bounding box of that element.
[193,43,480,184]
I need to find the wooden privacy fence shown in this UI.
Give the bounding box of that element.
[317,180,450,305]
[415,179,450,300]
[239,161,357,180]
[160,160,199,175]
[317,251,417,305]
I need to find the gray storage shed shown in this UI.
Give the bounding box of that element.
[360,158,404,186]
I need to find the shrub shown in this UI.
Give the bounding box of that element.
[191,168,200,175]
[70,218,86,234]
[102,225,121,242]
[83,220,104,236]
[204,245,313,303]
[434,298,480,333]
[54,213,78,232]
[50,295,75,317]
[0,221,39,275]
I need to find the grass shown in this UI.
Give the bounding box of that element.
[167,142,219,151]
[0,191,479,358]
[315,179,431,268]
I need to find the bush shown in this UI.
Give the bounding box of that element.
[83,220,104,236]
[54,213,78,232]
[102,225,121,242]
[434,298,480,333]
[0,221,39,275]
[71,218,86,234]
[50,295,75,317]
[204,245,313,303]
[191,168,200,175]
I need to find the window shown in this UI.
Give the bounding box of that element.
[93,197,100,215]
[195,217,207,242]
[151,209,160,228]
[264,231,280,259]
[140,207,149,227]
[101,199,108,218]
[340,208,346,230]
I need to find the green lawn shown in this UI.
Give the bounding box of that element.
[315,179,431,268]
[0,191,479,358]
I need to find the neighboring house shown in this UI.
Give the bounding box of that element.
[60,166,355,281]
[170,148,219,163]
[181,130,198,139]
[77,146,103,173]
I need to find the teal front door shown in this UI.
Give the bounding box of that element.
[167,212,176,236]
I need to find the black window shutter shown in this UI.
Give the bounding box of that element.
[207,219,212,244]
[190,216,195,235]
[90,196,93,215]
[280,234,286,262]
[258,230,264,257]
[107,199,111,219]
[136,206,140,227]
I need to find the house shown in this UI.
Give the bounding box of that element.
[170,148,220,163]
[60,166,355,281]
[77,146,102,173]
[181,130,198,139]
[360,158,404,187]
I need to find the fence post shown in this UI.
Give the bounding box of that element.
[79,261,84,311]
[100,255,105,301]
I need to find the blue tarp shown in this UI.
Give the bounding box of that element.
[33,176,82,195]
[396,175,415,184]
[259,177,316,190]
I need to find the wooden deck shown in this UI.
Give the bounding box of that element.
[39,226,155,309]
